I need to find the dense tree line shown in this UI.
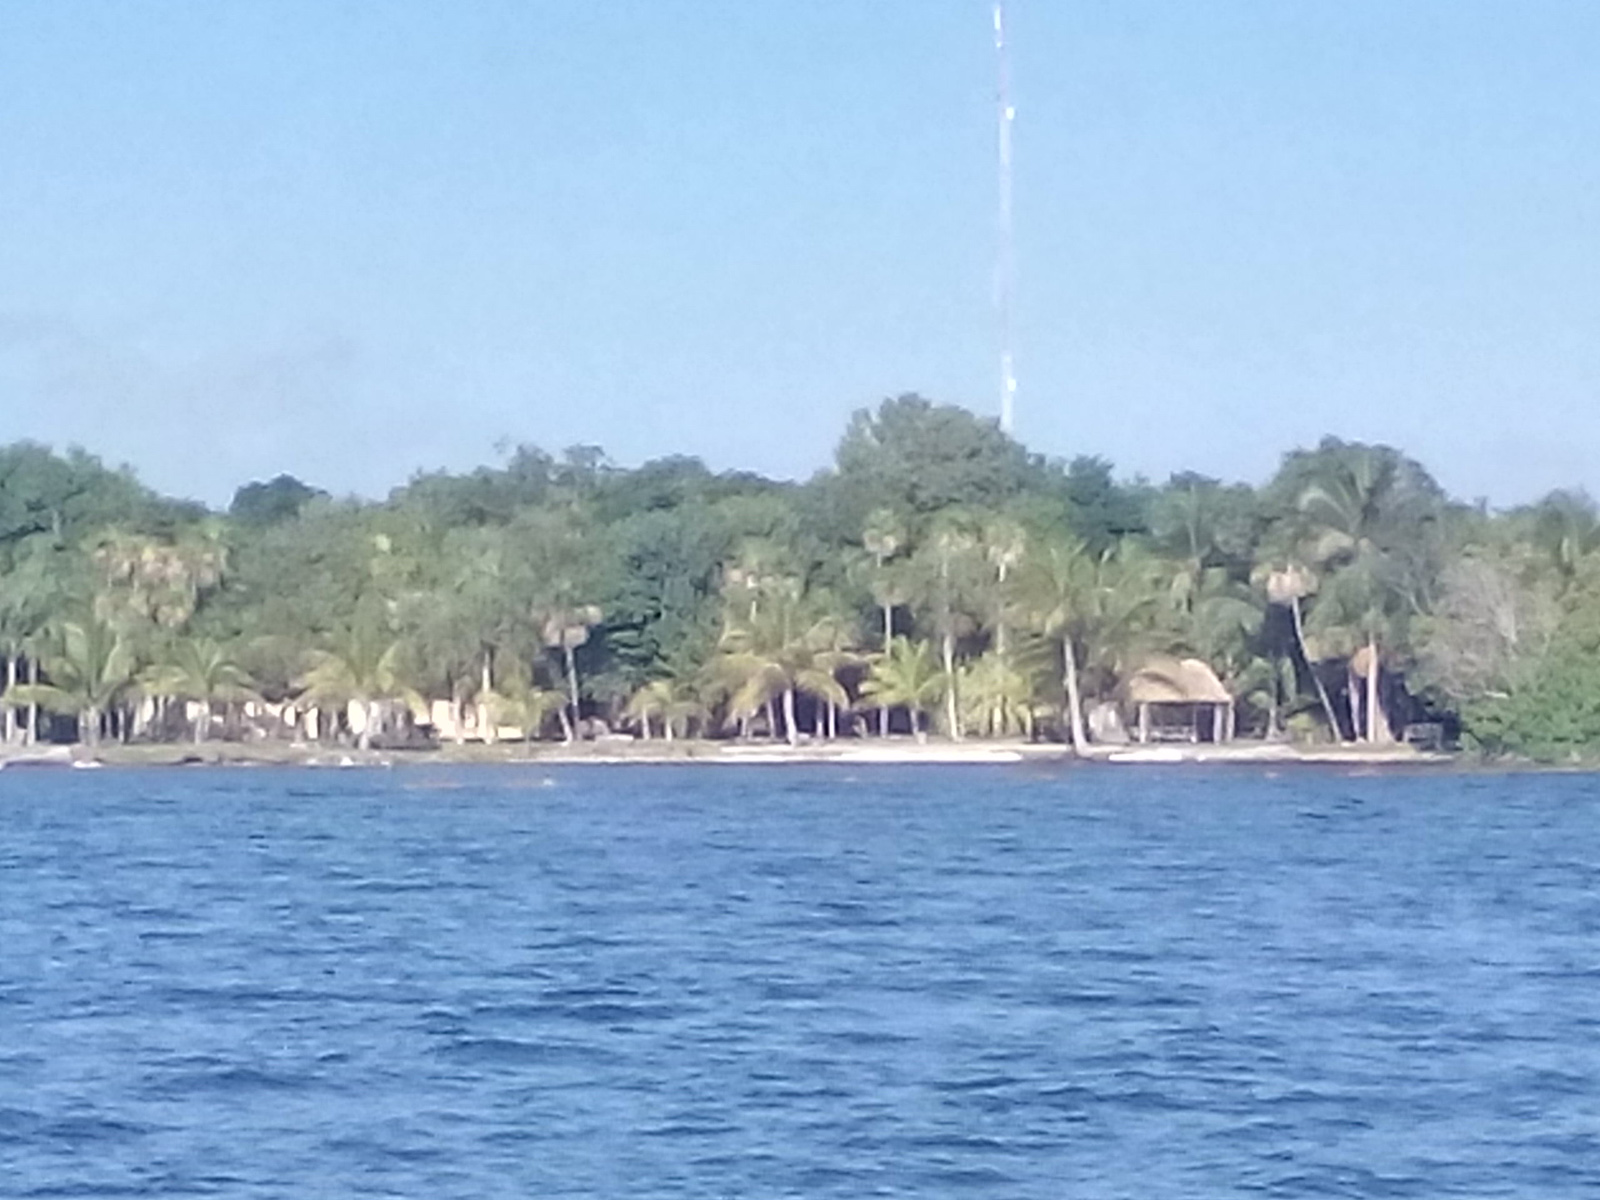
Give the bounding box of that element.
[2,394,1598,759]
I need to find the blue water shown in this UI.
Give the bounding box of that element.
[2,764,1599,1197]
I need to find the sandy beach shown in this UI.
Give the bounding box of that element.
[0,738,1454,770]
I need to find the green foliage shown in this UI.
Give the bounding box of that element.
[832,394,1039,529]
[0,442,201,548]
[1061,456,1151,553]
[859,637,944,735]
[1459,589,1600,761]
[7,619,137,745]
[229,475,326,525]
[1,410,1596,756]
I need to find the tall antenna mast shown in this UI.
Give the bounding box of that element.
[994,0,1017,434]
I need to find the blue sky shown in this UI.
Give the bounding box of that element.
[2,1,1598,507]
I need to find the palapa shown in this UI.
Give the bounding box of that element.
[1121,656,1234,743]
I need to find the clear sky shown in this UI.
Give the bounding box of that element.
[3,1,1598,508]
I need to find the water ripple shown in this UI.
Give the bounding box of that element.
[1,763,1597,1197]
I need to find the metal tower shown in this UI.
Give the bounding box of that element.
[994,1,1017,434]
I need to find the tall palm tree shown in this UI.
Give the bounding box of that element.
[861,508,908,735]
[983,517,1027,734]
[862,507,906,645]
[399,527,520,744]
[539,603,603,743]
[142,637,259,744]
[1256,558,1344,741]
[1291,446,1442,743]
[912,516,983,740]
[1011,538,1093,753]
[858,637,944,741]
[7,619,136,748]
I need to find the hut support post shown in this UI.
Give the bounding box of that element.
[1137,702,1149,744]
[1212,704,1224,744]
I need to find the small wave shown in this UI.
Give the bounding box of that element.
[471,1000,679,1025]
[150,1066,314,1096]
[435,1037,619,1066]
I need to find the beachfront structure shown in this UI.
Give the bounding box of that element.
[1122,656,1236,745]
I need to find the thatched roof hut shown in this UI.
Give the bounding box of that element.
[1121,656,1234,743]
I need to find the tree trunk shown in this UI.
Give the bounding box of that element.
[25,657,38,746]
[1267,658,1281,738]
[3,654,15,745]
[880,604,892,737]
[1347,666,1362,743]
[479,651,497,744]
[1366,637,1388,744]
[942,631,960,741]
[1062,637,1088,755]
[783,687,798,747]
[995,593,1009,738]
[194,699,211,745]
[765,698,778,742]
[1290,596,1344,742]
[563,645,581,740]
[83,705,100,748]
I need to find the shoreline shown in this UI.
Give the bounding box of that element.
[0,738,1463,771]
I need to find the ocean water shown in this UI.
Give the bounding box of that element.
[2,763,1598,1198]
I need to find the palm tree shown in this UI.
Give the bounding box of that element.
[801,591,863,740]
[1305,554,1399,744]
[958,649,1034,739]
[1292,448,1435,743]
[983,517,1027,735]
[488,662,564,751]
[862,507,906,643]
[1170,563,1260,677]
[7,619,137,748]
[861,508,908,735]
[397,528,520,745]
[1012,538,1093,753]
[89,524,227,632]
[859,637,944,741]
[295,621,421,751]
[1256,558,1344,741]
[912,516,983,740]
[715,584,856,746]
[142,637,259,744]
[624,678,674,740]
[1267,439,1449,743]
[539,603,603,743]
[0,545,58,745]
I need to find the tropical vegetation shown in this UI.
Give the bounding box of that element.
[2,396,1598,760]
